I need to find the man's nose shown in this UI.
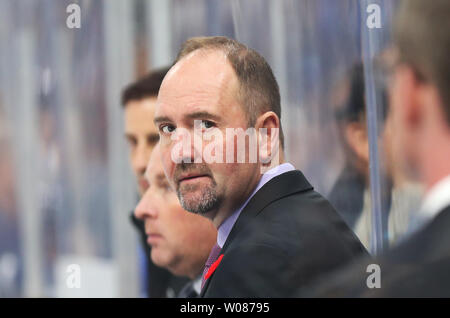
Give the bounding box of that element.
[170,128,202,163]
[134,190,158,220]
[134,144,151,174]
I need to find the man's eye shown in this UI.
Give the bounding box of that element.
[201,120,215,129]
[161,124,175,134]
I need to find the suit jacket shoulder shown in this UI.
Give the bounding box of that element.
[307,205,450,297]
[366,205,450,297]
[202,170,367,297]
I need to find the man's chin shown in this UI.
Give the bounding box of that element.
[151,251,172,269]
[192,209,216,220]
[180,201,214,218]
[178,193,217,216]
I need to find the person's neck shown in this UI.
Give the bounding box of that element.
[211,153,286,228]
[260,149,286,174]
[211,172,261,228]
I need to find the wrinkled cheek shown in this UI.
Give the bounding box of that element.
[211,164,240,195]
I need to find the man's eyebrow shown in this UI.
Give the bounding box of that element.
[153,116,172,124]
[147,134,160,143]
[185,111,221,121]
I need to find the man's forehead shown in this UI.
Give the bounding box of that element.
[175,49,230,73]
[125,99,157,123]
[125,98,157,117]
[156,51,239,119]
[161,51,237,95]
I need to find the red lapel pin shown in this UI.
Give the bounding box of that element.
[205,254,224,280]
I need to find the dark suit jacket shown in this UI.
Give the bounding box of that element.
[328,164,392,248]
[328,164,365,229]
[130,212,190,297]
[305,205,450,297]
[200,170,368,297]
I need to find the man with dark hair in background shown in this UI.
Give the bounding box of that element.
[122,68,168,198]
[329,62,422,251]
[122,68,205,297]
[329,63,383,234]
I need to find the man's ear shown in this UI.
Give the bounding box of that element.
[255,111,281,166]
[345,121,369,165]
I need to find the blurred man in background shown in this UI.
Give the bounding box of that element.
[329,63,385,238]
[134,144,217,297]
[122,69,168,197]
[303,0,450,297]
[329,62,422,251]
[122,68,217,297]
[122,69,190,297]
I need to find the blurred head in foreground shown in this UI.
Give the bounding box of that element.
[389,0,450,189]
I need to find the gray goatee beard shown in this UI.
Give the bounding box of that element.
[177,183,221,216]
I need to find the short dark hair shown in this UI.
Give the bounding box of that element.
[175,36,284,149]
[335,62,388,125]
[121,66,170,107]
[394,0,450,124]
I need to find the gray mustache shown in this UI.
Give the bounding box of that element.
[174,162,213,183]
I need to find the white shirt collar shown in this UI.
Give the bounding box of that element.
[193,276,202,295]
[419,174,450,221]
[216,163,296,248]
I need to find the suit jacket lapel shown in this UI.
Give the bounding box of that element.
[200,170,313,297]
[421,205,450,259]
[221,170,313,253]
[200,268,213,297]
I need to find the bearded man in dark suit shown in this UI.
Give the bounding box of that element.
[153,36,367,297]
